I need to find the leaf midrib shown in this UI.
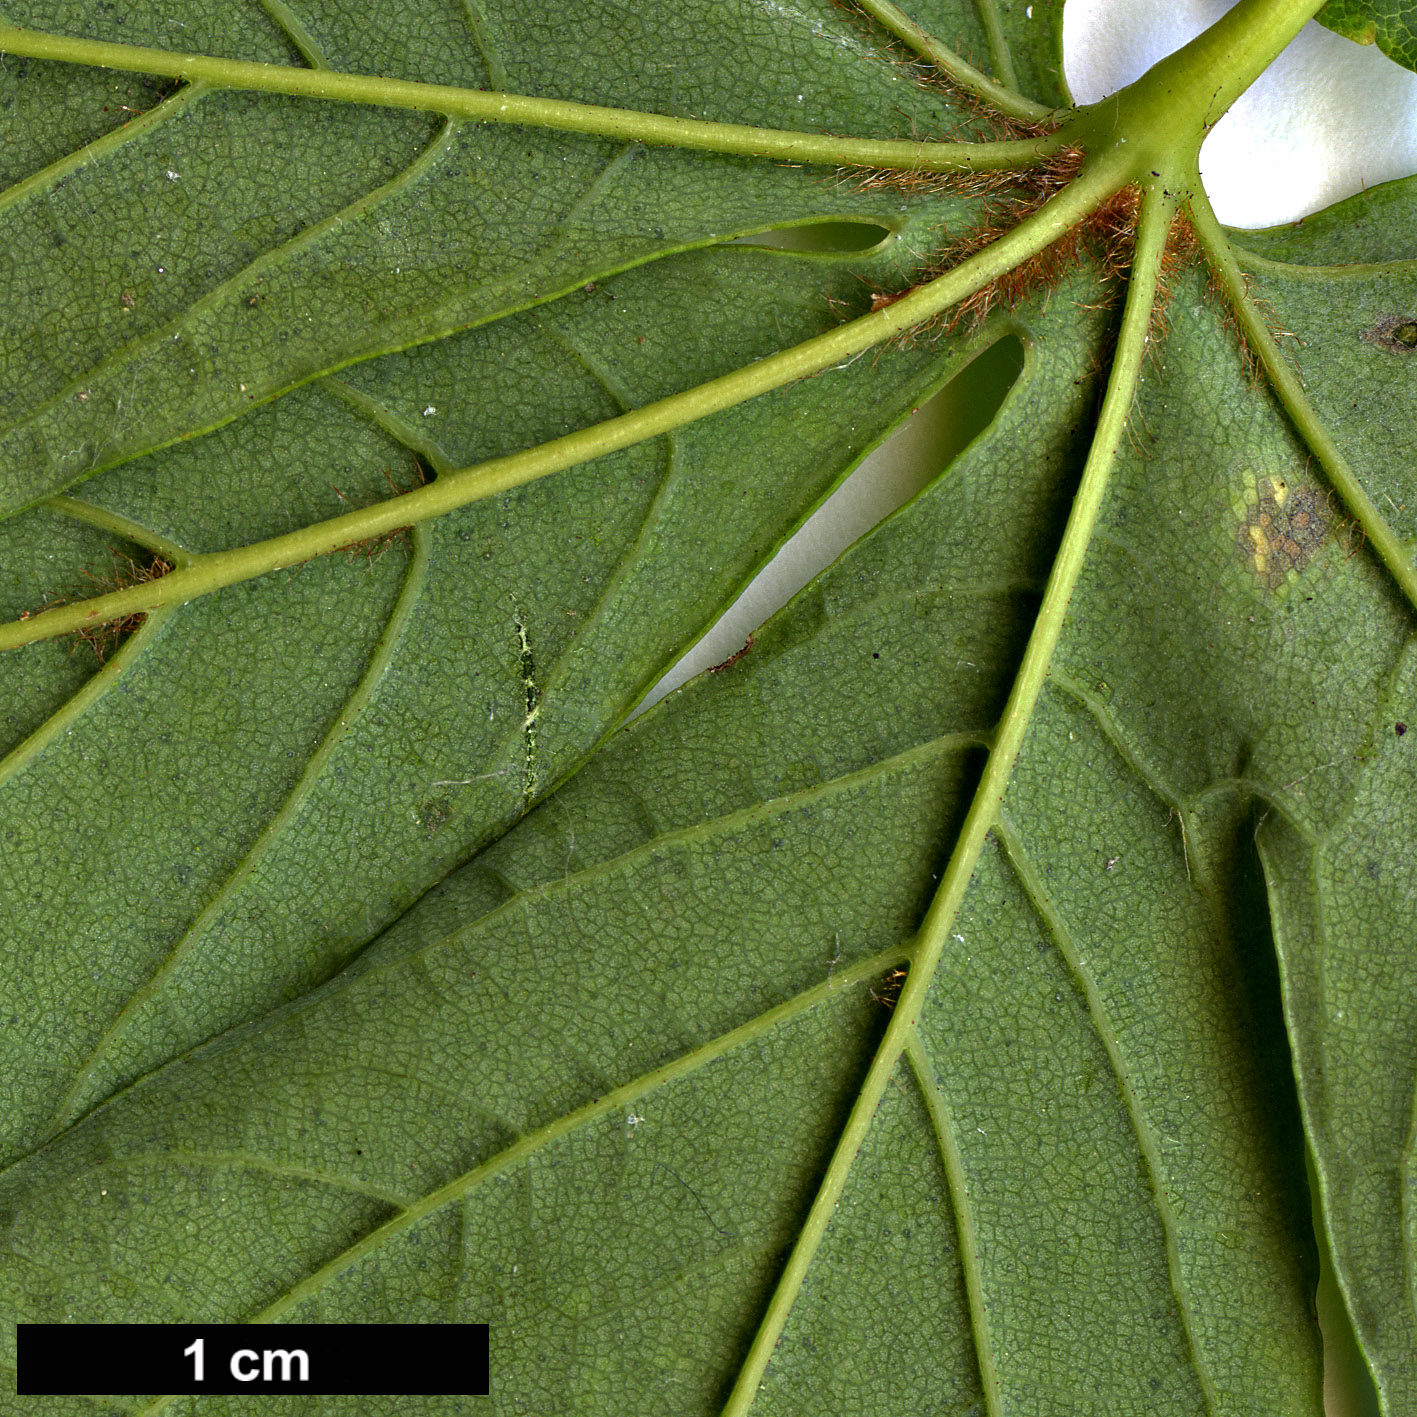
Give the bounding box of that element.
[0,171,1110,651]
[0,22,1051,174]
[718,182,1179,1417]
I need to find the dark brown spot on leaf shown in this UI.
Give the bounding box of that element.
[1361,315,1417,352]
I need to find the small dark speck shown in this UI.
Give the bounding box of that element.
[1397,722,1407,736]
[872,652,879,659]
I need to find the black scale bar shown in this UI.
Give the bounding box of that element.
[17,1324,490,1396]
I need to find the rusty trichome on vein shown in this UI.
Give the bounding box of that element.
[36,551,173,662]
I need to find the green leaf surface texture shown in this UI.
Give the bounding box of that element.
[0,0,1412,1414]
[1317,0,1417,70]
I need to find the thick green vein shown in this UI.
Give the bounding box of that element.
[522,321,702,716]
[970,0,1022,94]
[0,608,174,789]
[459,0,512,92]
[720,181,1173,1417]
[533,433,685,707]
[254,0,330,69]
[1226,244,1417,279]
[44,497,193,566]
[0,24,1054,174]
[344,730,988,987]
[851,0,1043,123]
[0,164,1121,655]
[316,377,458,475]
[1049,669,1185,814]
[10,726,985,1205]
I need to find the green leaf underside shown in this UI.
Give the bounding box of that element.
[1317,0,1417,72]
[0,3,1412,1416]
[1228,211,1417,1407]
[909,0,1072,107]
[0,0,982,514]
